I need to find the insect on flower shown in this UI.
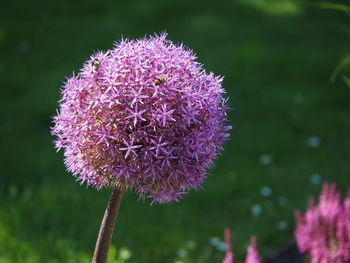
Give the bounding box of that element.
[92,58,100,71]
[154,76,167,85]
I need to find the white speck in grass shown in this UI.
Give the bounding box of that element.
[307,136,320,148]
[216,241,226,251]
[310,173,321,184]
[277,196,288,206]
[209,237,226,251]
[177,249,187,258]
[251,204,262,217]
[209,237,220,246]
[260,186,272,197]
[277,220,288,230]
[119,247,131,260]
[259,154,273,165]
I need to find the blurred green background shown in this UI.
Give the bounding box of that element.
[1,0,350,262]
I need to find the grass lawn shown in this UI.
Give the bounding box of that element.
[1,0,350,262]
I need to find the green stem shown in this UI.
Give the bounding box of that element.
[92,187,124,263]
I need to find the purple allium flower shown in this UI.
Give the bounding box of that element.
[52,33,230,203]
[222,228,260,263]
[294,183,350,263]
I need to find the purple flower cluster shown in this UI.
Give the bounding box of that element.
[222,228,260,263]
[52,33,230,203]
[295,183,350,263]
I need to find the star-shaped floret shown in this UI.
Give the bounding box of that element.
[149,136,169,157]
[181,105,200,126]
[126,87,149,107]
[159,148,178,168]
[119,138,142,159]
[156,104,175,126]
[125,104,146,126]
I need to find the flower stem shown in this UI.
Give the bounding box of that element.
[92,187,124,263]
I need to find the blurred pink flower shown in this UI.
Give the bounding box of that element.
[223,228,234,263]
[222,228,260,263]
[245,236,260,263]
[294,183,350,263]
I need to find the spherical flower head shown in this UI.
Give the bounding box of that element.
[51,33,230,204]
[294,183,350,263]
